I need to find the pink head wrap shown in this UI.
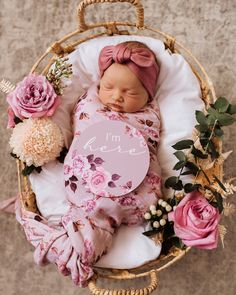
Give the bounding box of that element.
[98,43,159,99]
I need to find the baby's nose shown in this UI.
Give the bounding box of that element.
[112,90,124,102]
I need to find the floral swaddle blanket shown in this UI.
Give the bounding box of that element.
[61,83,162,285]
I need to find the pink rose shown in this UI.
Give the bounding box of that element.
[64,164,73,180]
[87,167,111,195]
[7,74,60,121]
[168,191,220,249]
[73,154,91,175]
[146,172,161,186]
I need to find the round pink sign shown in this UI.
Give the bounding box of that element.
[75,120,150,197]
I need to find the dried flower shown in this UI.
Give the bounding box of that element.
[47,57,73,95]
[223,202,236,216]
[224,183,236,195]
[218,224,227,248]
[9,118,64,166]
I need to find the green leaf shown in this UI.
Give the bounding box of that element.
[22,165,36,176]
[195,124,209,133]
[14,116,23,125]
[171,237,185,249]
[165,176,183,190]
[217,113,235,126]
[196,110,208,125]
[172,140,194,150]
[196,110,208,126]
[165,176,178,188]
[184,183,202,193]
[226,104,236,115]
[213,191,223,213]
[173,161,186,170]
[214,127,224,137]
[206,114,217,126]
[142,229,160,237]
[207,140,219,159]
[57,147,68,163]
[10,152,18,159]
[191,146,208,159]
[200,138,208,148]
[174,151,186,161]
[185,161,200,176]
[213,174,226,192]
[214,97,230,113]
[207,107,220,119]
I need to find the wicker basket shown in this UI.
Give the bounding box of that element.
[16,0,222,294]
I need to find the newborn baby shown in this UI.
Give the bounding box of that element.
[63,41,162,286]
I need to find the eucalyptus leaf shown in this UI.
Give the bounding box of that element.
[195,124,209,132]
[174,151,186,161]
[142,229,160,237]
[165,176,178,188]
[207,140,219,159]
[185,161,200,176]
[184,183,201,193]
[172,140,194,150]
[226,104,236,115]
[165,176,183,190]
[214,97,230,113]
[173,161,186,170]
[206,114,217,126]
[217,113,235,126]
[213,191,223,213]
[172,180,184,191]
[200,138,208,148]
[208,107,220,119]
[195,110,208,125]
[214,127,224,137]
[171,237,185,249]
[191,146,208,159]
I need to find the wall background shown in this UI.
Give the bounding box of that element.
[0,0,235,294]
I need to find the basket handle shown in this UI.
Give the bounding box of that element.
[88,270,158,295]
[77,0,144,31]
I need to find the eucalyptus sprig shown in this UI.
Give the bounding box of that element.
[46,57,73,95]
[165,97,236,212]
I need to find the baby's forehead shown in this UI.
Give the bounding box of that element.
[101,63,142,86]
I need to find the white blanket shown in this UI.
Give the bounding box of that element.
[29,35,204,269]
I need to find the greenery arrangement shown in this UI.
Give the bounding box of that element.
[143,96,236,252]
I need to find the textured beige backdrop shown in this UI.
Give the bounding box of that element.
[0,0,236,294]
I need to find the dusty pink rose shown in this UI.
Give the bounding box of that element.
[146,172,161,186]
[87,167,111,195]
[73,154,91,175]
[168,191,220,249]
[6,74,60,121]
[64,164,74,180]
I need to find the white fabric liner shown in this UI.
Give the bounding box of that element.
[29,35,204,269]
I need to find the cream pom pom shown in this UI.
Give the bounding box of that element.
[10,118,64,167]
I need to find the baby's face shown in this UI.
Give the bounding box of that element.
[98,63,149,113]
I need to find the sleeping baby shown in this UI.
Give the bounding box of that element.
[62,41,162,286]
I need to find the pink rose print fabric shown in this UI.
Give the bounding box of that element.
[16,83,162,288]
[63,83,162,284]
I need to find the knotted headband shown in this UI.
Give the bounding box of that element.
[98,43,159,99]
